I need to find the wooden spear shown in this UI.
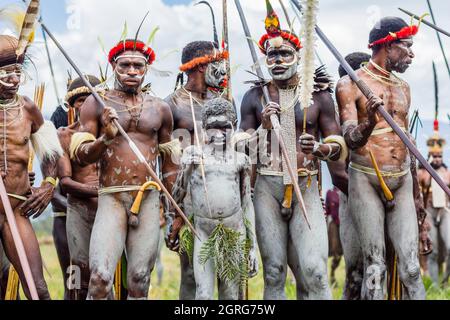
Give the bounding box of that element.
[223,0,232,101]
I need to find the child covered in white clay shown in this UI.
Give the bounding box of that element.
[172,98,258,300]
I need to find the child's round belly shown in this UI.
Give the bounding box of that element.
[191,183,241,219]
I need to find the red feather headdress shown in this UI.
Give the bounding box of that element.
[259,31,302,55]
[368,25,418,49]
[108,40,156,65]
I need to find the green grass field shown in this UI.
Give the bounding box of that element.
[35,236,450,300]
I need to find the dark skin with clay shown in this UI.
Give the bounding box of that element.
[0,64,58,300]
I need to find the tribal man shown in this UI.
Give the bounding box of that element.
[419,123,450,286]
[72,36,178,300]
[240,2,348,300]
[336,17,428,299]
[57,75,101,300]
[164,40,229,299]
[335,51,370,300]
[172,98,257,300]
[0,34,63,300]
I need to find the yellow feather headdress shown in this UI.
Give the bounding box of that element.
[0,1,39,65]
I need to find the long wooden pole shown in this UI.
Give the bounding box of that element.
[39,23,199,240]
[0,178,39,299]
[424,1,450,80]
[398,7,450,37]
[234,0,310,229]
[290,0,450,199]
[223,0,232,101]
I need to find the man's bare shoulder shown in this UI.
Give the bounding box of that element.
[57,125,77,152]
[163,90,177,109]
[81,94,102,117]
[21,95,40,117]
[336,74,356,94]
[312,89,334,109]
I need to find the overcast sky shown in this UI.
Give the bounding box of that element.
[1,0,449,189]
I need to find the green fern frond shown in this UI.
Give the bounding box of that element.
[179,215,195,264]
[199,224,248,286]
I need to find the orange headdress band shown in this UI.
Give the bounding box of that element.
[179,50,229,72]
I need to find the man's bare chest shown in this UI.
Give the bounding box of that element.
[0,109,32,147]
[358,78,409,118]
[108,100,162,135]
[174,103,202,132]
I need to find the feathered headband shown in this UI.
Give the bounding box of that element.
[179,50,229,72]
[368,14,428,49]
[108,40,156,65]
[258,0,302,55]
[107,12,157,66]
[0,0,39,67]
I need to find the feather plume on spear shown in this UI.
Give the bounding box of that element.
[299,0,318,134]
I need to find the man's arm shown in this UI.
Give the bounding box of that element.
[73,95,118,166]
[51,185,68,212]
[57,140,98,199]
[327,159,349,196]
[240,155,258,276]
[240,89,260,132]
[158,100,179,194]
[336,77,381,150]
[20,97,63,218]
[166,147,196,251]
[301,91,347,162]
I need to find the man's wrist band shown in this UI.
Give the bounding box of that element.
[42,177,58,188]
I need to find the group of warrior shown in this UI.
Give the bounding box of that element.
[0,0,449,301]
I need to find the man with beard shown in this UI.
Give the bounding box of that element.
[336,17,428,299]
[419,124,450,286]
[164,40,229,300]
[57,75,101,300]
[0,34,63,300]
[71,37,178,300]
[239,1,348,300]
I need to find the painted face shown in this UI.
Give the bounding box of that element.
[0,64,23,100]
[266,43,299,81]
[205,59,227,89]
[386,38,415,73]
[205,115,234,149]
[430,152,443,168]
[113,51,148,94]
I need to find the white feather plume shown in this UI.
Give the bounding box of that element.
[299,0,319,110]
